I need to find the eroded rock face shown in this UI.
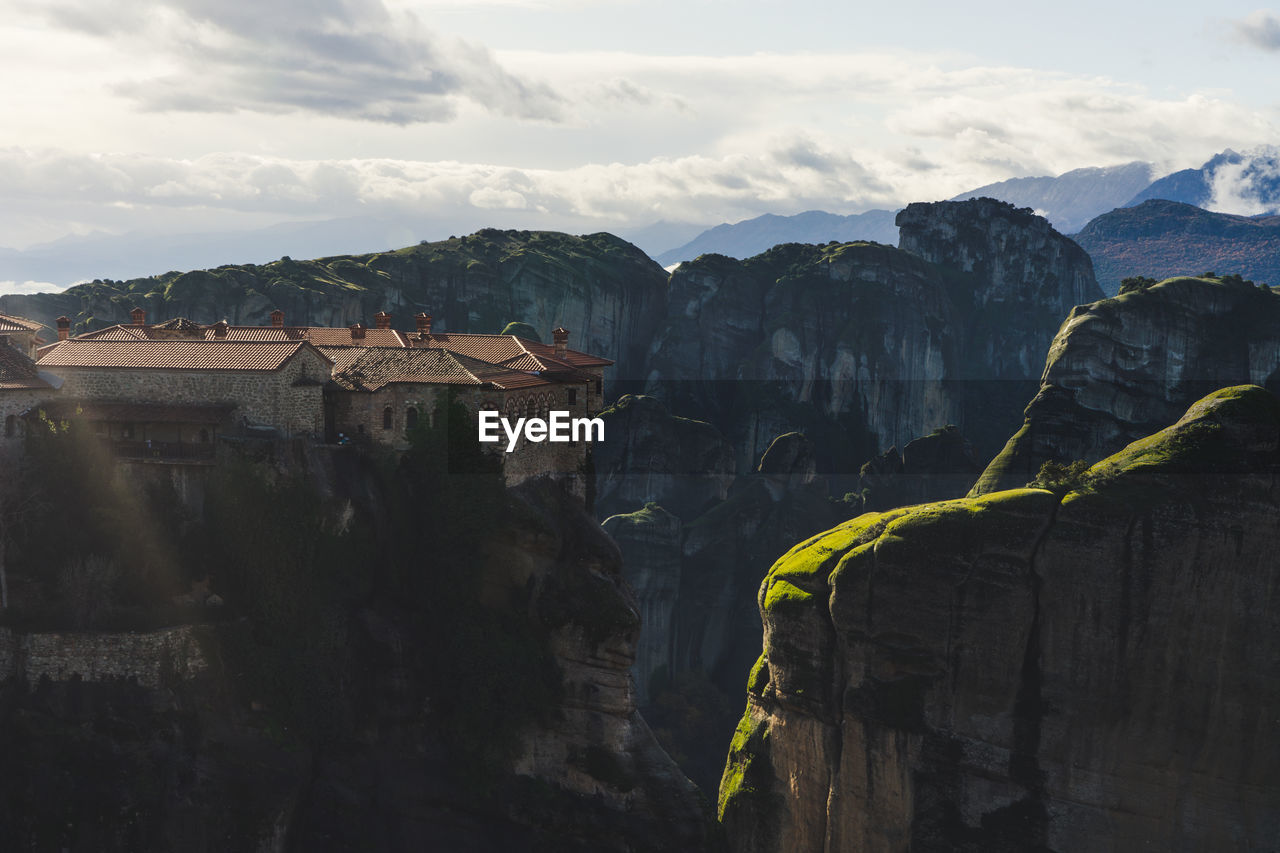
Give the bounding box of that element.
[0,456,714,853]
[973,275,1280,495]
[721,386,1280,853]
[602,504,683,705]
[594,395,736,521]
[0,229,667,379]
[645,202,1099,480]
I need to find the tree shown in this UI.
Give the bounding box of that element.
[1119,276,1158,295]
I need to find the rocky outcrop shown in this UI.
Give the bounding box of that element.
[644,201,1099,480]
[858,425,983,511]
[675,433,842,699]
[594,395,736,521]
[973,275,1280,495]
[0,444,714,852]
[721,386,1280,852]
[0,229,668,380]
[602,504,683,705]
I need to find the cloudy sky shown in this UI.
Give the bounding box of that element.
[1,0,1278,287]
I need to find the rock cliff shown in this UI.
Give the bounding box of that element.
[644,200,1100,479]
[973,274,1280,495]
[594,395,737,521]
[720,385,1280,852]
[0,430,714,851]
[0,229,668,380]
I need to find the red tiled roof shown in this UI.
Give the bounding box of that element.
[0,313,42,334]
[415,333,612,370]
[37,339,326,372]
[0,344,51,390]
[74,322,410,347]
[325,346,560,392]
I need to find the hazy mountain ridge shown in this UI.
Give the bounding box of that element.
[1074,200,1280,294]
[653,209,900,267]
[951,161,1154,232]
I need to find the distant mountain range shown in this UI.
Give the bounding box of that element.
[950,162,1155,233]
[652,147,1280,267]
[1075,199,1280,294]
[652,209,900,267]
[5,147,1279,292]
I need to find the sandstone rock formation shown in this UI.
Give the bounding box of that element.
[721,386,1280,852]
[594,395,736,521]
[644,200,1100,478]
[0,229,668,380]
[973,274,1280,495]
[0,442,715,852]
[601,503,683,705]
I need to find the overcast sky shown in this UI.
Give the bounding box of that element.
[1,0,1278,268]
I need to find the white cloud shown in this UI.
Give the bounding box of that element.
[1206,145,1280,215]
[0,280,71,296]
[32,0,564,124]
[1233,10,1280,51]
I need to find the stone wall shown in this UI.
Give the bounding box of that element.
[46,348,329,436]
[1,388,44,444]
[0,625,208,689]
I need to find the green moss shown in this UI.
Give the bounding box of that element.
[747,654,770,695]
[717,705,772,820]
[761,578,814,613]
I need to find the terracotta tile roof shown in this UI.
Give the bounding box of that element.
[0,313,42,334]
[323,346,559,392]
[32,400,234,424]
[414,333,612,370]
[0,344,51,390]
[36,339,325,372]
[74,322,410,347]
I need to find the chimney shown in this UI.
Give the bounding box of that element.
[350,323,366,341]
[270,309,284,327]
[374,311,392,330]
[212,320,229,339]
[415,313,432,335]
[56,316,70,342]
[130,307,146,325]
[552,327,569,358]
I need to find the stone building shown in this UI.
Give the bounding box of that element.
[36,330,332,455]
[32,308,611,484]
[0,344,53,445]
[0,312,44,360]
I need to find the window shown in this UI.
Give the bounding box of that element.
[594,379,602,396]
[199,428,210,443]
[3,414,13,438]
[567,388,577,406]
[383,407,393,429]
[406,407,418,429]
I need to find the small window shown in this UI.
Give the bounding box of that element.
[594,379,602,396]
[382,407,393,430]
[199,428,210,443]
[122,423,135,440]
[406,407,418,429]
[3,414,14,438]
[567,388,577,406]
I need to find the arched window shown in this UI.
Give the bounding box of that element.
[3,414,14,438]
[383,406,393,429]
[406,407,418,429]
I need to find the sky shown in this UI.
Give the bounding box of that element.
[0,0,1278,290]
